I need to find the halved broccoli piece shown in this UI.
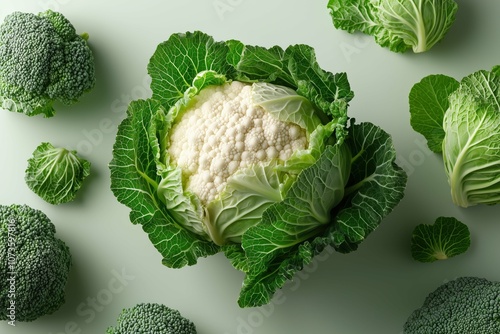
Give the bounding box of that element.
[404,277,500,333]
[106,303,197,334]
[0,10,95,117]
[0,204,72,322]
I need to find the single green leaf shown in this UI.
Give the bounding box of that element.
[286,44,354,114]
[411,216,470,262]
[157,165,207,238]
[148,31,234,110]
[327,0,379,35]
[333,122,408,252]
[222,244,250,273]
[225,39,245,69]
[492,65,500,77]
[206,162,283,246]
[409,74,460,153]
[232,44,292,86]
[237,242,313,308]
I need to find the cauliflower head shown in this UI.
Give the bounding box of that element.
[169,81,308,204]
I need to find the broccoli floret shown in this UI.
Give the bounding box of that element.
[0,10,95,117]
[0,204,72,322]
[106,303,197,334]
[403,277,500,334]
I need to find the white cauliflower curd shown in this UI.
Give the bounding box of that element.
[168,81,308,203]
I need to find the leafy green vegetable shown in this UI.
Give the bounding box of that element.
[409,67,500,207]
[109,31,407,307]
[410,216,470,262]
[409,75,459,153]
[327,0,458,53]
[0,10,95,117]
[0,204,72,322]
[25,142,91,205]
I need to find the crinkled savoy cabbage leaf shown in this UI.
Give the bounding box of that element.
[443,70,500,207]
[411,216,470,263]
[327,0,458,53]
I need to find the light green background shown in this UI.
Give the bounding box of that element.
[1,1,499,333]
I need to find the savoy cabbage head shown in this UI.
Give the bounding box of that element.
[25,142,91,205]
[327,0,458,53]
[409,66,500,207]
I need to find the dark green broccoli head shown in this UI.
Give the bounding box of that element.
[403,277,500,334]
[106,303,197,334]
[0,10,95,117]
[0,204,72,322]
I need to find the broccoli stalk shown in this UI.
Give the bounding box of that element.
[106,303,197,334]
[0,204,72,322]
[0,10,96,117]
